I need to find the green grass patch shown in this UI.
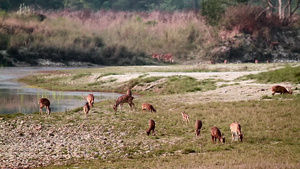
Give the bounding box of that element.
[126,76,164,89]
[71,73,92,80]
[96,73,123,80]
[0,113,24,120]
[240,65,300,83]
[158,76,216,94]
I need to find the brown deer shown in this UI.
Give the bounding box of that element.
[38,98,51,115]
[146,119,156,136]
[126,89,132,96]
[195,120,202,136]
[113,95,135,113]
[271,85,293,95]
[151,53,161,61]
[230,122,243,142]
[181,111,190,123]
[142,103,157,113]
[87,94,94,107]
[161,53,174,63]
[83,102,90,117]
[82,93,94,107]
[210,126,225,143]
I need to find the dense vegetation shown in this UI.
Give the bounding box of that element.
[0,1,299,66]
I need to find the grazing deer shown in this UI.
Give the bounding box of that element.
[230,122,243,142]
[146,119,156,136]
[181,111,190,123]
[142,103,157,113]
[113,95,135,112]
[195,120,202,136]
[38,98,51,115]
[161,53,174,63]
[210,126,225,143]
[271,85,293,95]
[151,53,161,61]
[82,93,94,107]
[83,102,90,117]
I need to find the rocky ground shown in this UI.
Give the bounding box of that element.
[1,65,299,168]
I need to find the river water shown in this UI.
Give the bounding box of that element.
[0,67,122,115]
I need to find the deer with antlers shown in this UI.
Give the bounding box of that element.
[38,98,51,115]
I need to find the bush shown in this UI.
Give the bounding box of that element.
[220,4,282,34]
[0,33,10,50]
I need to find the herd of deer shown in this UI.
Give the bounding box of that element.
[38,84,293,143]
[151,53,174,63]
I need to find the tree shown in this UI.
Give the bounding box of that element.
[267,0,300,19]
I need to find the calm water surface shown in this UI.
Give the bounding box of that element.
[0,67,121,115]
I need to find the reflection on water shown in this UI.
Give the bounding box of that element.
[0,67,121,115]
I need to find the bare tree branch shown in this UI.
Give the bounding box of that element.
[290,0,300,16]
[255,7,270,20]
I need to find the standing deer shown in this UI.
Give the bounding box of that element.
[181,111,190,123]
[146,119,156,136]
[195,120,202,136]
[230,122,243,142]
[113,95,135,113]
[38,98,51,115]
[271,85,293,95]
[83,102,90,117]
[142,103,157,113]
[210,126,225,143]
[82,93,94,107]
[161,53,174,63]
[126,89,132,96]
[151,53,161,61]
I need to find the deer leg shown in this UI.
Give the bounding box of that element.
[39,105,43,114]
[120,103,123,110]
[45,106,49,114]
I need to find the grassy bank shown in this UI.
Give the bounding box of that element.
[1,64,299,168]
[18,63,291,94]
[7,97,299,168]
[241,65,300,84]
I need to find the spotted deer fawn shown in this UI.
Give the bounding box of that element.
[271,85,293,95]
[181,111,190,123]
[195,120,202,136]
[211,126,225,143]
[230,122,243,142]
[142,103,156,113]
[146,119,156,136]
[38,98,51,115]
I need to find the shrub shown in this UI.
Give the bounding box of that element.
[220,4,282,34]
[0,33,10,50]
